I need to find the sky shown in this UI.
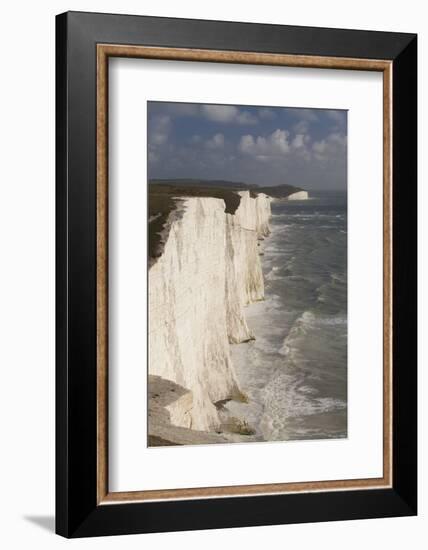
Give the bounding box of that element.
[147,102,347,190]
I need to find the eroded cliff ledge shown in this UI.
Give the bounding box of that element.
[148,375,259,445]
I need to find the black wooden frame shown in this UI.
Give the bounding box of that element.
[56,11,417,538]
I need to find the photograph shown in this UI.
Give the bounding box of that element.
[147,101,348,446]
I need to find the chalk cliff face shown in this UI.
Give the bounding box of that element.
[286,190,309,200]
[148,192,271,432]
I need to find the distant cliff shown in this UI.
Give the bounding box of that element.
[148,191,272,433]
[284,190,309,200]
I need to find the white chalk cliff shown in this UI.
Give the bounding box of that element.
[149,191,272,432]
[285,190,309,200]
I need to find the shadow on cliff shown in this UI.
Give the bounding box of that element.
[148,375,191,446]
[148,374,190,409]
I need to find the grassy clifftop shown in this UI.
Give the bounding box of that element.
[148,179,302,261]
[148,183,242,261]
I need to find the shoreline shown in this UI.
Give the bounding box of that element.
[147,190,317,446]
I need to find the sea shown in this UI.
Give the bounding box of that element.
[228,191,348,441]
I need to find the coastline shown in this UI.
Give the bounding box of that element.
[148,190,274,444]
[147,187,317,446]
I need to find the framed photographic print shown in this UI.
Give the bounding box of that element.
[56,11,417,537]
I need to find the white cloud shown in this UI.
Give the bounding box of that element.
[292,109,319,134]
[205,133,225,150]
[292,133,307,149]
[239,129,290,160]
[329,132,347,146]
[236,110,258,125]
[201,105,257,125]
[313,140,327,154]
[312,132,347,161]
[150,114,171,145]
[239,135,256,156]
[270,129,291,153]
[201,105,236,122]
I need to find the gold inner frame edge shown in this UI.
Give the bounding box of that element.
[96,44,393,505]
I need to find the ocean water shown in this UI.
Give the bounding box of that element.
[228,191,347,441]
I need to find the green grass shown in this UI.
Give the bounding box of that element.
[148,192,178,261]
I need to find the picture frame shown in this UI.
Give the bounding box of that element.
[56,11,417,538]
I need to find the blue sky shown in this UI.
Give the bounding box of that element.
[148,102,347,190]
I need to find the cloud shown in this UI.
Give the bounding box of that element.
[293,120,310,134]
[292,109,346,139]
[292,133,307,149]
[150,115,171,145]
[236,110,259,125]
[291,109,319,133]
[148,103,348,189]
[205,133,225,150]
[312,132,347,161]
[148,114,173,166]
[239,129,291,161]
[151,102,269,127]
[201,105,237,122]
[201,105,257,125]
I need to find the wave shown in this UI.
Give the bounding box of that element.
[278,311,313,357]
[230,195,348,441]
[316,274,347,312]
[279,310,347,357]
[265,266,281,281]
[259,369,347,439]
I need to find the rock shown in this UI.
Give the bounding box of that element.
[148,375,259,446]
